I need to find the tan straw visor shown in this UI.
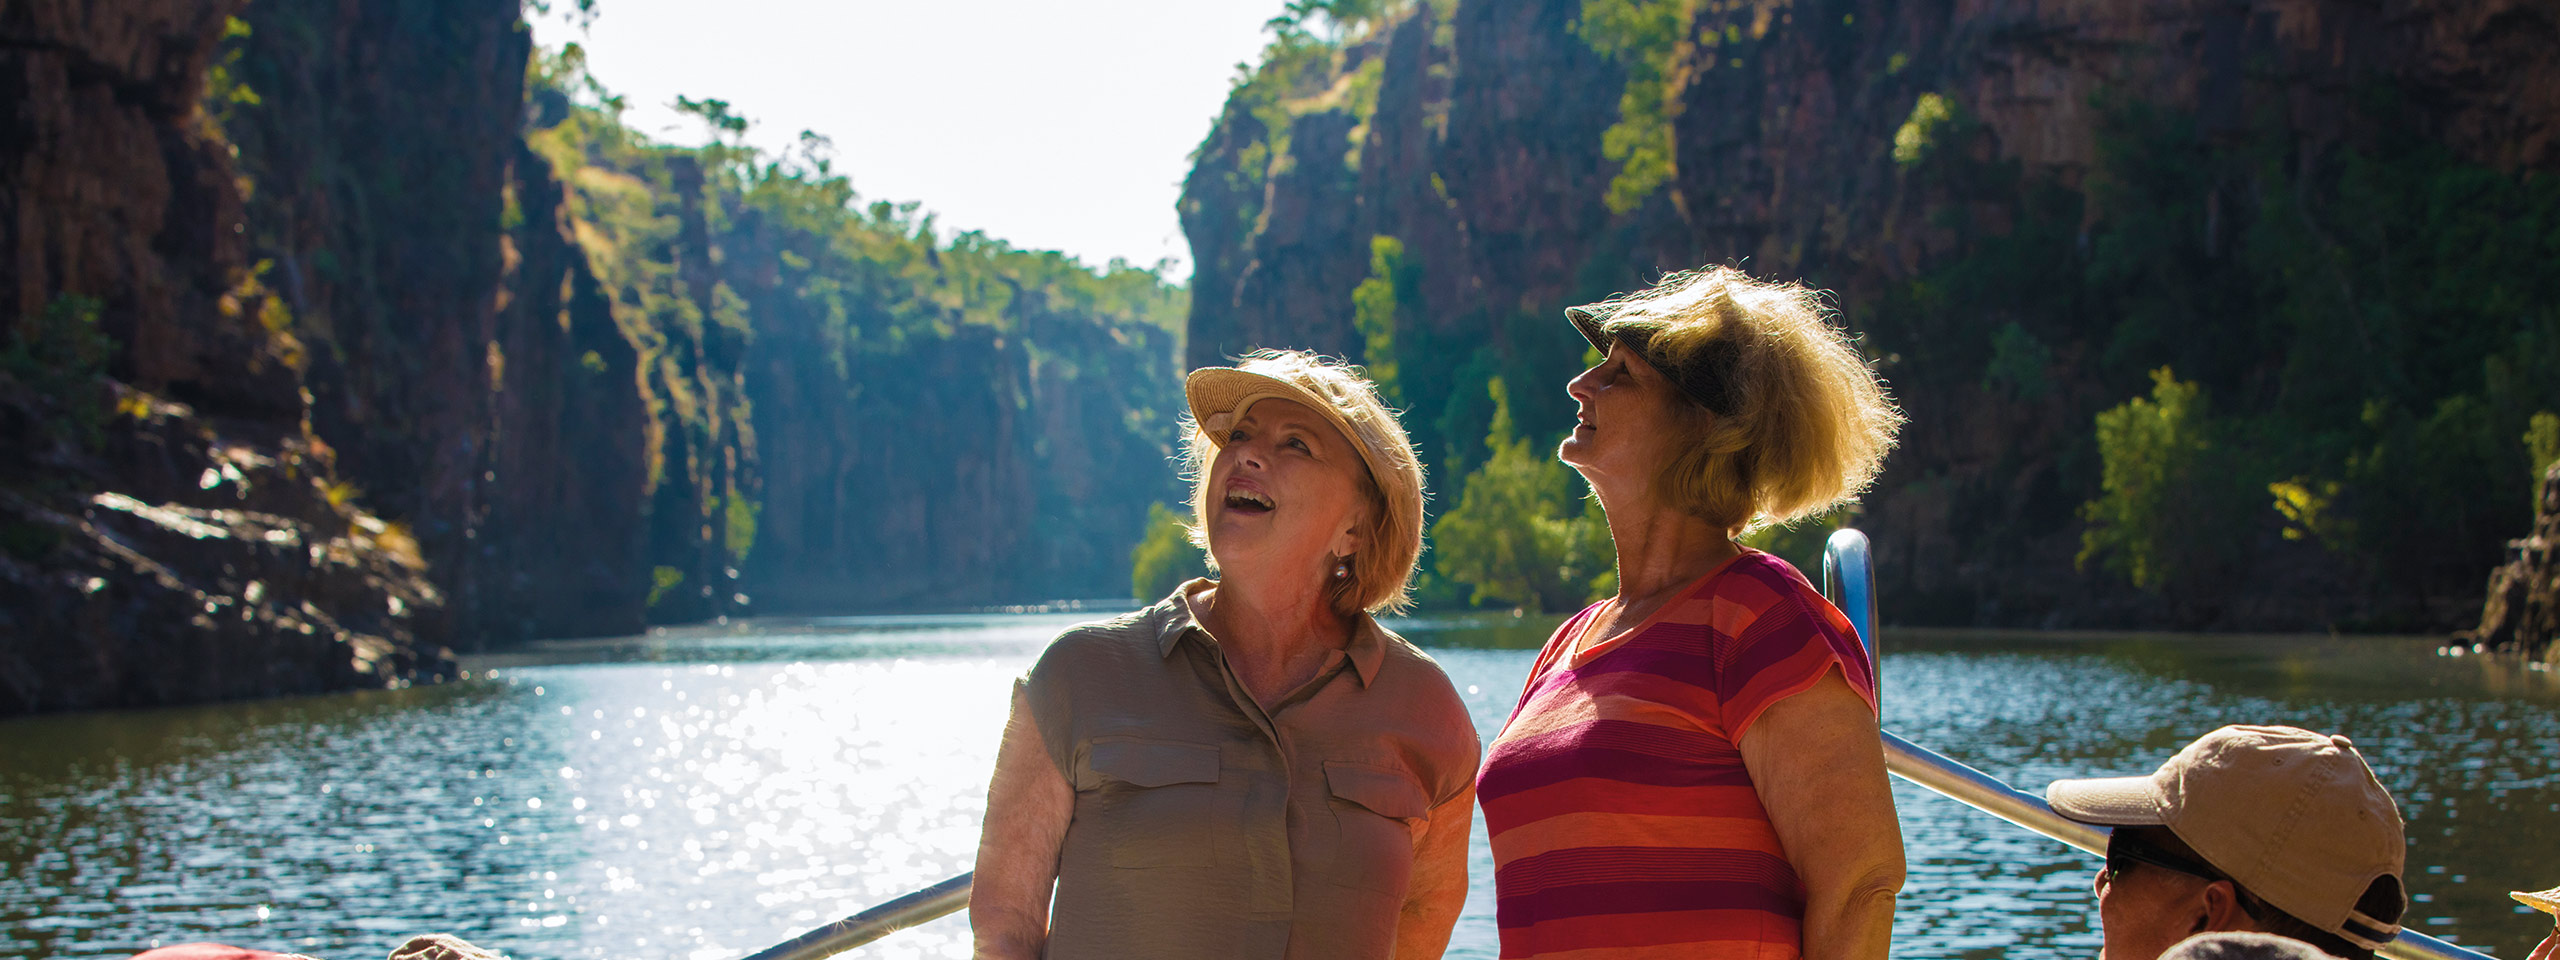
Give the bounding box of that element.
[1185,368,1397,493]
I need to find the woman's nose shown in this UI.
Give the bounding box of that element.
[1566,365,1600,401]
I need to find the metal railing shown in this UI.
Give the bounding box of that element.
[1827,529,2490,960]
[736,872,972,960]
[735,529,2498,960]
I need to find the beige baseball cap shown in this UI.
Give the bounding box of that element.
[2047,725,2408,952]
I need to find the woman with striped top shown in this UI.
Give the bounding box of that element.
[1477,267,1907,960]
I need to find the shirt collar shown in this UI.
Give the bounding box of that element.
[1155,578,1389,687]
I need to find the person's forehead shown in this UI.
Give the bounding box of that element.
[1239,397,1329,431]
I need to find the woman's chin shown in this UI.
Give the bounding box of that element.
[1557,435,1596,468]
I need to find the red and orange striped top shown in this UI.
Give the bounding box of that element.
[1476,550,1878,960]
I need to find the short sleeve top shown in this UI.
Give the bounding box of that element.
[1022,580,1481,960]
[1475,551,1879,960]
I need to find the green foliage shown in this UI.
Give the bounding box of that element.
[646,565,684,608]
[722,492,760,564]
[1267,0,1408,42]
[1350,235,1417,404]
[3,295,117,451]
[522,0,600,24]
[1130,502,1211,600]
[1871,85,2560,617]
[1576,0,1696,213]
[202,16,262,136]
[2079,368,2212,590]
[1892,92,1957,166]
[2528,412,2560,481]
[1429,378,1613,611]
[1981,321,2052,400]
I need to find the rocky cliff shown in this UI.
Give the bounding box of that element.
[2464,461,2560,662]
[0,0,449,713]
[0,1,1186,715]
[1184,0,2560,629]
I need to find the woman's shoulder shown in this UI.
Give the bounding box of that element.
[1031,592,1193,678]
[1363,624,1482,788]
[1655,548,1849,640]
[1369,624,1457,685]
[1690,549,1825,607]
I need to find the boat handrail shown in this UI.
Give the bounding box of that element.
[734,872,972,960]
[732,530,2500,960]
[1833,530,2492,960]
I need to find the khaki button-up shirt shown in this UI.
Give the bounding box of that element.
[1022,580,1480,960]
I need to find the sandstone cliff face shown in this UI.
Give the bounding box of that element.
[3,0,1186,715]
[1667,0,2560,626]
[220,0,676,644]
[1182,0,2560,629]
[0,0,449,713]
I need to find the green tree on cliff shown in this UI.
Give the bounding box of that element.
[1131,503,1211,600]
[1430,378,1612,611]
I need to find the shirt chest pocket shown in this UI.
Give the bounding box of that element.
[1322,760,1429,893]
[1076,737,1225,869]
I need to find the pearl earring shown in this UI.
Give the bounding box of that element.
[1334,559,1349,580]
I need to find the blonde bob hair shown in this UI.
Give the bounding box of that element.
[1576,266,1903,533]
[1180,349,1426,616]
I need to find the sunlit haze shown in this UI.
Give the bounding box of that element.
[529,0,1282,282]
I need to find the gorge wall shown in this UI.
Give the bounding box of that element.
[0,0,448,713]
[213,1,1187,638]
[1185,0,2560,629]
[0,0,1185,715]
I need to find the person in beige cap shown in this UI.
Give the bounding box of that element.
[970,349,1477,960]
[2046,725,2411,960]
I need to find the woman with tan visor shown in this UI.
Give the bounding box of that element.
[970,349,1478,960]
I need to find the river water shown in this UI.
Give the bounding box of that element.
[3,612,2555,960]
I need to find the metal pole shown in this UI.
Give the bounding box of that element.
[1824,530,2497,960]
[1878,731,2492,960]
[1822,528,1879,672]
[736,871,972,960]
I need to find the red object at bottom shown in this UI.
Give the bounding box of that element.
[128,944,310,960]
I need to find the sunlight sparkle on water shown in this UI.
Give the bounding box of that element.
[0,616,2553,960]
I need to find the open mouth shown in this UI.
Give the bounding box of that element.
[1223,486,1275,516]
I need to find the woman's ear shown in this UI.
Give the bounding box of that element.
[1328,504,1372,566]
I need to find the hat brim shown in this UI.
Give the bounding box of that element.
[1565,302,1615,354]
[2046,774,2170,826]
[2513,886,2560,917]
[1185,367,1390,487]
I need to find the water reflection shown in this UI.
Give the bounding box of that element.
[0,613,2551,960]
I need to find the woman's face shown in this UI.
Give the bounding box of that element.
[1205,398,1371,587]
[1561,341,1692,502]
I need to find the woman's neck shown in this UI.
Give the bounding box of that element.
[1599,488,1740,607]
[1192,568,1348,662]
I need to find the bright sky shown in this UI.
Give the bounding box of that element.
[528,1,1284,282]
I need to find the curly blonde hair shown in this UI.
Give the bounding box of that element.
[1584,267,1903,532]
[1180,349,1427,616]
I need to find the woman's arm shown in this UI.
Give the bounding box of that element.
[1393,782,1475,960]
[1739,669,1904,960]
[970,685,1074,960]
